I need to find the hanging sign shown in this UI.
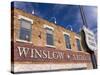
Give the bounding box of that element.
[82,26,97,51]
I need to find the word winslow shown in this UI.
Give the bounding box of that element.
[17,46,65,60]
[14,43,90,62]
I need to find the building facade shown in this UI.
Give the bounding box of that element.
[11,8,93,73]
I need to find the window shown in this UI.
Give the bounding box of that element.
[19,19,32,41]
[64,34,71,49]
[76,38,81,51]
[45,27,54,46]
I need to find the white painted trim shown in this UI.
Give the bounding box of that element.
[45,44,55,48]
[66,48,72,51]
[18,15,33,24]
[63,32,70,36]
[44,25,54,30]
[63,32,72,50]
[16,39,32,44]
[75,36,80,40]
[44,25,55,48]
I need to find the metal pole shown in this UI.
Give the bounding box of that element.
[79,6,88,28]
[79,5,97,69]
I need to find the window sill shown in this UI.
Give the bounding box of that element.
[66,48,72,50]
[45,45,55,48]
[16,39,32,44]
[71,50,86,53]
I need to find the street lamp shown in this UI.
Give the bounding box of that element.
[50,17,57,24]
[32,9,35,15]
[66,25,73,31]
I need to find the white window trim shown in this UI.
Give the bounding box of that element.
[66,48,72,50]
[63,32,71,50]
[16,39,32,44]
[18,15,33,43]
[45,44,55,48]
[44,24,55,47]
[44,24,54,31]
[18,15,33,24]
[75,36,80,40]
[75,36,82,51]
[63,32,70,36]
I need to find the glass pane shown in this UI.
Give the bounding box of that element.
[46,33,54,45]
[20,19,31,29]
[64,34,71,49]
[19,28,31,41]
[76,39,81,51]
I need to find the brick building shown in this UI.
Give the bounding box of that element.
[11,8,93,73]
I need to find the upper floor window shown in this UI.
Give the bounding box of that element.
[64,33,71,49]
[44,25,54,47]
[76,38,81,51]
[18,15,33,42]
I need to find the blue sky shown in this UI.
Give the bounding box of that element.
[12,1,97,40]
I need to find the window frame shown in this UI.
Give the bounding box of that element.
[16,15,33,43]
[63,32,72,50]
[44,25,55,48]
[75,36,82,51]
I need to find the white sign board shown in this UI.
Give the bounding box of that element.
[82,26,97,51]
